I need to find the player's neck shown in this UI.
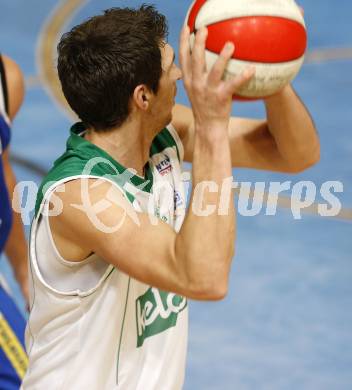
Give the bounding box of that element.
[85,115,156,177]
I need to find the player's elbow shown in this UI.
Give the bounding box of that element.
[176,241,234,300]
[207,282,229,301]
[200,250,234,300]
[307,143,321,168]
[188,280,229,301]
[287,143,320,173]
[184,263,231,301]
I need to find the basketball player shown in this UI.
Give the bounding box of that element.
[22,6,319,389]
[0,54,28,389]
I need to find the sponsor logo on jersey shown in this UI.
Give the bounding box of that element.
[136,288,187,347]
[155,155,172,176]
[174,190,183,210]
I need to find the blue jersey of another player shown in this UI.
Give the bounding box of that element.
[0,53,28,390]
[0,54,12,253]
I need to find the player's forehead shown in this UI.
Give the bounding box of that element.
[161,43,175,70]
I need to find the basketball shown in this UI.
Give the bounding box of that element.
[186,0,307,99]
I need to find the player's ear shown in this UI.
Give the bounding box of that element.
[133,85,151,111]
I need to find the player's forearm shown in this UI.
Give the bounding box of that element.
[4,166,27,266]
[264,85,320,172]
[4,170,28,281]
[176,127,235,300]
[5,211,28,276]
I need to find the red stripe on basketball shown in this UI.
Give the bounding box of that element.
[187,0,208,33]
[206,16,307,63]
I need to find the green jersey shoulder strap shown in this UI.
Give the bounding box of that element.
[35,123,183,217]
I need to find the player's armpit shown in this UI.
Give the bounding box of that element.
[49,178,227,301]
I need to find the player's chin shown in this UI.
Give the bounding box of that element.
[164,111,173,127]
[172,93,177,108]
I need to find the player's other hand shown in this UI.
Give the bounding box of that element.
[179,25,254,132]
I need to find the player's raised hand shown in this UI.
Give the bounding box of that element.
[179,25,254,131]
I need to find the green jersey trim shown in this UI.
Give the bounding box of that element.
[150,126,179,161]
[34,123,183,217]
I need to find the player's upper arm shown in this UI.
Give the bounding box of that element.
[1,148,16,189]
[2,54,25,121]
[172,103,304,173]
[228,117,304,173]
[49,179,192,297]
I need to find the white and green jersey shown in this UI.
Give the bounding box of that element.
[22,123,188,389]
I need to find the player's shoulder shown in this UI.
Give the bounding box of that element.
[51,177,122,204]
[1,54,25,120]
[47,177,133,246]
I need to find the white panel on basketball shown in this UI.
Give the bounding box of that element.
[187,0,306,98]
[195,0,305,28]
[204,49,305,98]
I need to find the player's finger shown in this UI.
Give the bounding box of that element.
[192,27,208,79]
[223,66,256,96]
[179,25,192,86]
[208,41,235,86]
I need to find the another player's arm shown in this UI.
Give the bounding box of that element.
[50,27,252,300]
[172,87,319,173]
[1,55,28,301]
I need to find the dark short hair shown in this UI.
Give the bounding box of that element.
[57,5,168,131]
